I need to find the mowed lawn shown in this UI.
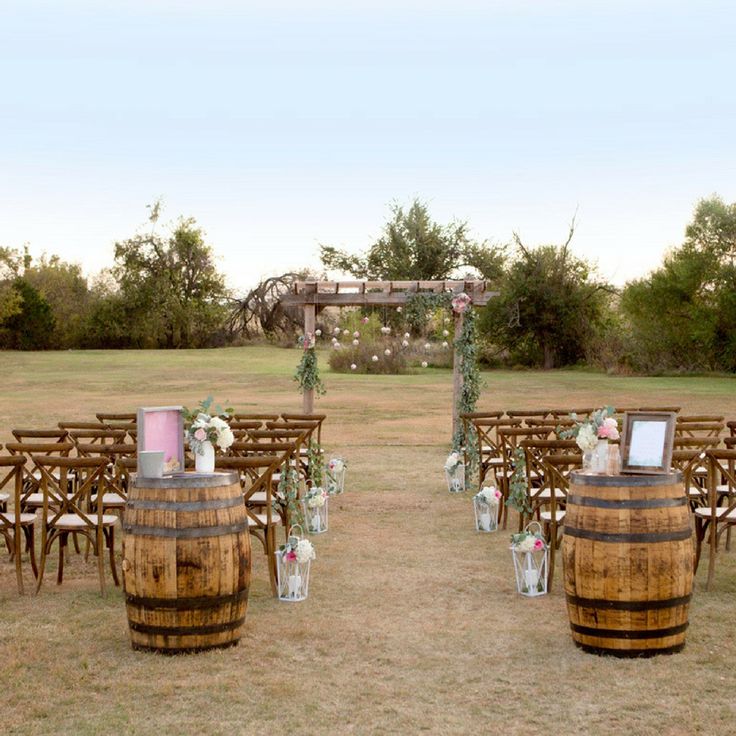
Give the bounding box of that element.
[1,347,736,735]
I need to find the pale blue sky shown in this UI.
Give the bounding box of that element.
[2,0,734,291]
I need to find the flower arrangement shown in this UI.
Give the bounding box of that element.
[511,529,547,552]
[559,406,619,452]
[475,486,502,506]
[183,397,235,455]
[304,486,328,509]
[451,292,472,313]
[444,451,462,473]
[280,535,316,565]
[326,457,347,494]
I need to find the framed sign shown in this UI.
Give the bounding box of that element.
[137,406,185,474]
[621,411,676,475]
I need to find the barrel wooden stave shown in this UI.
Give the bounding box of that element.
[122,472,250,653]
[562,472,693,657]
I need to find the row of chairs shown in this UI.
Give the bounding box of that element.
[0,412,328,596]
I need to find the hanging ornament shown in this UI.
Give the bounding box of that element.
[384,348,391,356]
[442,341,449,348]
[353,331,360,338]
[334,327,341,335]
[350,363,357,370]
[371,355,379,362]
[424,343,431,351]
[421,361,428,368]
[352,339,359,346]
[404,332,410,340]
[442,329,449,337]
[401,340,409,348]
[315,329,322,337]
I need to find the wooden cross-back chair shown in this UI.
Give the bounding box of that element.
[281,413,327,444]
[232,413,280,424]
[678,414,724,424]
[497,426,555,529]
[249,427,312,482]
[693,449,736,590]
[5,441,75,513]
[73,442,137,517]
[675,421,724,440]
[229,420,264,440]
[96,412,137,425]
[68,429,127,451]
[214,454,282,595]
[525,451,581,589]
[549,408,595,420]
[0,456,37,593]
[228,441,301,529]
[470,418,522,491]
[34,455,120,594]
[58,421,106,434]
[670,449,710,510]
[726,421,736,438]
[637,406,681,413]
[506,410,552,421]
[12,428,68,444]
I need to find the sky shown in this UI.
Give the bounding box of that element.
[2,0,735,293]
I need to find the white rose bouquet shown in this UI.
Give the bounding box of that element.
[183,397,235,456]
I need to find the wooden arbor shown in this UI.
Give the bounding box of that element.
[280,280,499,435]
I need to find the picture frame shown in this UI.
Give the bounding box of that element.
[620,411,677,475]
[137,406,185,475]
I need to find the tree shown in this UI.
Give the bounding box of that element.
[320,199,504,281]
[620,195,736,372]
[0,247,24,325]
[110,207,230,348]
[479,225,611,369]
[0,278,55,350]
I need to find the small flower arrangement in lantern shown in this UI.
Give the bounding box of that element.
[326,457,347,495]
[276,526,316,602]
[444,451,465,493]
[510,522,548,597]
[301,486,329,534]
[473,486,501,532]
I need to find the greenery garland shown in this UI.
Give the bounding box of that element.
[277,463,303,527]
[506,447,531,515]
[404,292,452,333]
[294,346,326,396]
[452,306,482,466]
[307,440,325,487]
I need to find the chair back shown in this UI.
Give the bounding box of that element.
[12,428,68,443]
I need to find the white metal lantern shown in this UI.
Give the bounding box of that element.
[276,526,315,602]
[445,462,465,493]
[301,488,329,534]
[326,457,346,495]
[473,488,500,532]
[510,522,548,597]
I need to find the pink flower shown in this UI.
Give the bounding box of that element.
[451,292,472,314]
[194,428,207,442]
[533,538,545,551]
[285,550,297,562]
[361,316,369,324]
[597,417,620,440]
[494,489,502,500]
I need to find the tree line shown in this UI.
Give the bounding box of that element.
[1,196,735,373]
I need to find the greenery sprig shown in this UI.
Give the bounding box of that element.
[277,464,303,528]
[404,292,452,334]
[506,446,531,515]
[307,440,325,487]
[294,347,326,396]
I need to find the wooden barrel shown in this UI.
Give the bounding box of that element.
[122,471,250,653]
[562,472,693,657]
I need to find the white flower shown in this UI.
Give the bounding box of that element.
[401,340,409,348]
[424,343,431,350]
[380,326,391,334]
[421,361,428,368]
[328,458,344,472]
[442,329,449,337]
[404,332,410,339]
[210,416,228,430]
[384,348,391,356]
[516,536,536,553]
[217,427,234,450]
[343,329,349,336]
[477,486,500,505]
[576,423,598,452]
[372,355,378,362]
[352,339,360,346]
[314,329,322,336]
[350,363,357,370]
[334,342,341,349]
[296,539,315,564]
[444,451,461,471]
[307,491,326,508]
[397,306,402,313]
[442,341,449,348]
[333,327,341,335]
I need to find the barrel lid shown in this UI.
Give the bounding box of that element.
[131,471,240,489]
[570,471,682,487]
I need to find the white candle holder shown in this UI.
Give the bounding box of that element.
[510,522,548,597]
[301,490,329,534]
[276,525,313,602]
[473,493,500,533]
[326,458,346,495]
[445,463,465,493]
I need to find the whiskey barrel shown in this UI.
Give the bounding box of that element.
[122,471,250,653]
[562,472,693,657]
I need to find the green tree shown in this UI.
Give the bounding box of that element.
[0,278,55,350]
[110,208,230,348]
[0,247,24,325]
[620,195,736,372]
[480,227,611,369]
[320,199,504,281]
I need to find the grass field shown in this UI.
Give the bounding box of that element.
[1,347,736,735]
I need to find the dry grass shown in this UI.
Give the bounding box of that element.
[1,348,736,735]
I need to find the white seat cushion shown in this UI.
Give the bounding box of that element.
[90,492,126,506]
[0,492,9,504]
[540,509,566,522]
[694,507,736,521]
[49,513,119,529]
[536,487,566,500]
[0,512,36,525]
[246,513,282,527]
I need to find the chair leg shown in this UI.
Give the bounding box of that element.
[25,525,38,578]
[706,523,718,591]
[694,519,706,573]
[57,532,67,585]
[14,528,24,594]
[107,528,119,587]
[97,529,106,596]
[266,526,278,597]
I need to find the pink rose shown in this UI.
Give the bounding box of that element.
[494,489,502,500]
[533,538,545,551]
[194,428,207,441]
[285,550,297,562]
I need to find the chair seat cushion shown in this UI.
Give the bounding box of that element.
[0,492,9,503]
[1,512,36,525]
[23,492,74,507]
[694,507,736,520]
[246,513,282,527]
[540,509,566,522]
[90,492,126,506]
[537,487,566,500]
[48,513,119,529]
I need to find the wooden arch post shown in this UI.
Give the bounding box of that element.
[303,283,317,414]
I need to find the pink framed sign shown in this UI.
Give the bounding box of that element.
[137,406,185,474]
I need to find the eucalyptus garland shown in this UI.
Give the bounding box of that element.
[452,306,482,461]
[277,463,303,527]
[294,347,326,396]
[506,446,531,515]
[307,439,325,487]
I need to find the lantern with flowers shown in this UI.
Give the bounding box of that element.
[276,526,316,601]
[510,522,548,597]
[326,456,347,494]
[444,451,465,493]
[301,486,329,534]
[473,486,501,532]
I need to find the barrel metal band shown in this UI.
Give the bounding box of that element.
[128,617,246,637]
[126,496,243,512]
[567,495,687,509]
[126,589,248,610]
[564,526,692,544]
[570,622,689,640]
[566,593,692,611]
[122,522,247,538]
[573,640,686,658]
